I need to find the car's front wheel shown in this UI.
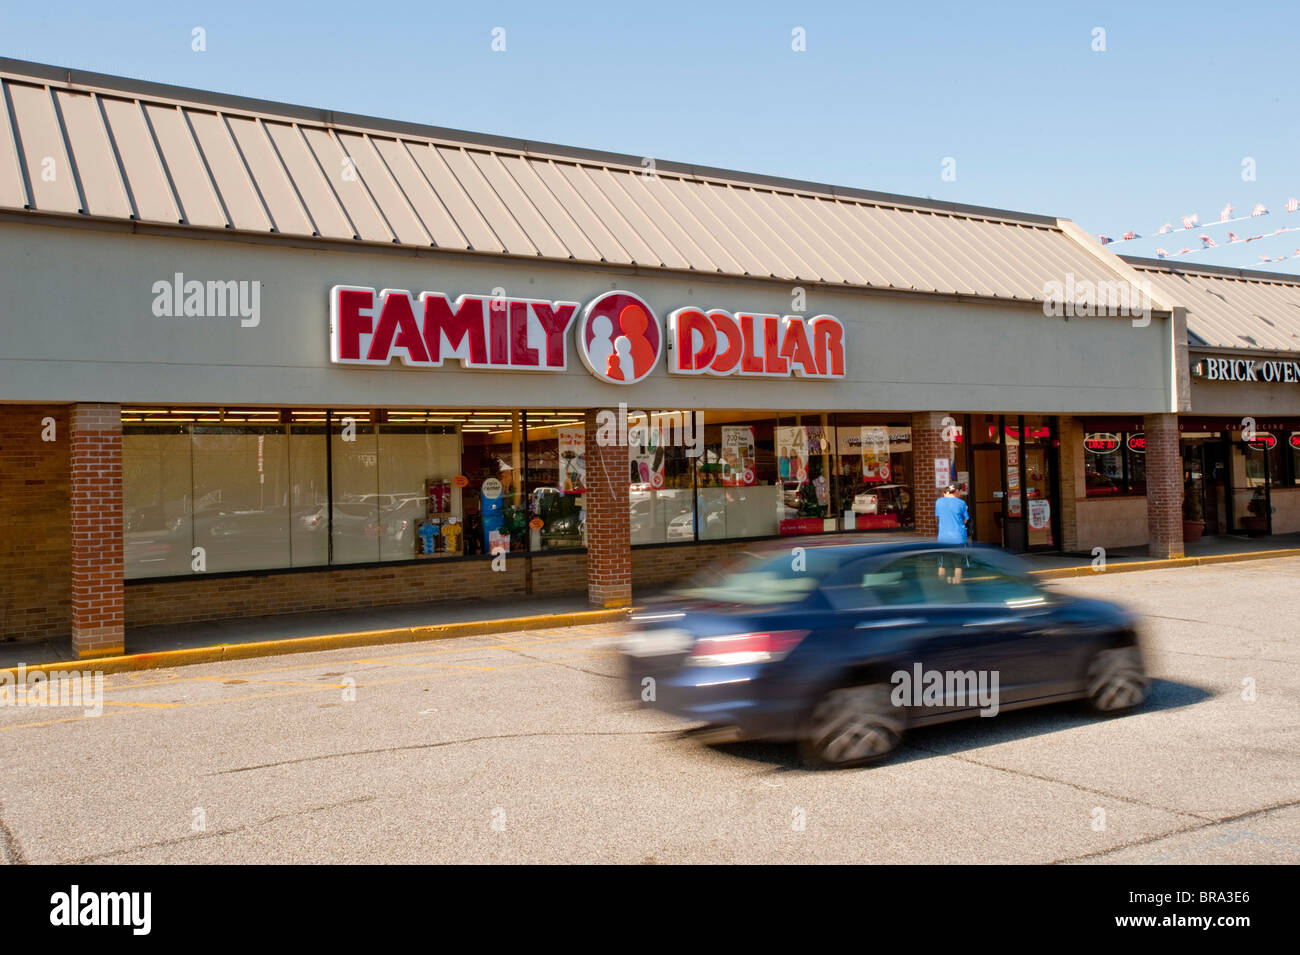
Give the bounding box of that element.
[1085,646,1148,713]
[801,683,904,768]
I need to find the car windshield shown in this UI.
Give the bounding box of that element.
[675,548,846,606]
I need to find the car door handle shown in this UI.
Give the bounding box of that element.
[855,618,927,630]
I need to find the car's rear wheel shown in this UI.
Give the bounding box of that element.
[1086,646,1148,713]
[801,683,904,768]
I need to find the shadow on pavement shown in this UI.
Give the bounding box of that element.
[696,678,1212,771]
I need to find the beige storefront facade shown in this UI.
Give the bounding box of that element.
[0,57,1208,656]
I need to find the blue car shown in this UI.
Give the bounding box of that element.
[621,537,1147,768]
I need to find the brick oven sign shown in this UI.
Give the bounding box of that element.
[1084,433,1121,453]
[1247,433,1277,450]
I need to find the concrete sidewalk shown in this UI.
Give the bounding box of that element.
[3,532,1297,674]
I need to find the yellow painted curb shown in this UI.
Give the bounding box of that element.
[2,607,631,680]
[1030,547,1300,580]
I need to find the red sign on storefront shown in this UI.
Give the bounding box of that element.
[1290,433,1300,450]
[667,309,845,379]
[1247,433,1278,450]
[1084,433,1121,453]
[1127,433,1145,453]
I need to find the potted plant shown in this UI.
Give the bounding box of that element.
[1242,488,1269,537]
[1182,483,1205,543]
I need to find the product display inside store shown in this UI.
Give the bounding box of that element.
[121,406,927,579]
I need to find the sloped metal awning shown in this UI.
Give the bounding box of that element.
[1125,257,1300,352]
[1,57,1148,308]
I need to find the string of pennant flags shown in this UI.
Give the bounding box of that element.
[1094,198,1300,265]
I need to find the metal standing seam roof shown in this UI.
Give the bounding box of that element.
[1123,257,1300,353]
[0,56,1145,306]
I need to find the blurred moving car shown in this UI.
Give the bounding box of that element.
[621,537,1147,768]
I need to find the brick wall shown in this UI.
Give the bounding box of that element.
[1144,413,1184,559]
[585,408,631,607]
[0,405,70,644]
[126,534,862,630]
[631,541,745,590]
[1058,416,1083,552]
[911,411,957,538]
[126,552,587,629]
[70,404,124,657]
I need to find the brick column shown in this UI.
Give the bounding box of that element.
[585,408,631,608]
[1058,416,1084,553]
[1144,413,1184,560]
[70,404,124,658]
[911,412,960,538]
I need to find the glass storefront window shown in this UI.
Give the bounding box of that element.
[1083,430,1144,497]
[330,415,381,565]
[628,411,695,544]
[461,413,526,557]
[833,415,914,530]
[1022,416,1054,549]
[524,411,587,551]
[123,427,193,579]
[775,415,835,534]
[697,413,781,539]
[124,406,969,579]
[190,426,292,573]
[289,425,329,567]
[377,425,462,561]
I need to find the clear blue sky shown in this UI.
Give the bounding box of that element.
[4,0,1298,272]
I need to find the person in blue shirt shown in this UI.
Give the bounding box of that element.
[934,484,970,582]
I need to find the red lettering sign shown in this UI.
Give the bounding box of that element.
[1084,433,1121,453]
[332,286,846,382]
[667,308,845,379]
[331,286,577,370]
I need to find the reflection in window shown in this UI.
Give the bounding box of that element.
[629,411,695,544]
[697,414,780,540]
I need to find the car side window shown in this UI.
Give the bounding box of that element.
[823,553,951,609]
[948,556,1045,606]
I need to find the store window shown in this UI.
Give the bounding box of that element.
[833,415,915,530]
[775,414,836,535]
[628,410,696,544]
[1083,431,1145,497]
[122,425,194,579]
[192,425,292,572]
[1227,429,1280,527]
[123,406,938,579]
[523,410,588,551]
[696,413,781,539]
[460,412,526,557]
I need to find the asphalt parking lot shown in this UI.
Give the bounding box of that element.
[1,558,1297,865]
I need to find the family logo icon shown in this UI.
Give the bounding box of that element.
[577,290,662,385]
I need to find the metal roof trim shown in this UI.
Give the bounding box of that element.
[1122,254,1300,287]
[0,56,1063,228]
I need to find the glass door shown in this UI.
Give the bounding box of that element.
[1023,416,1057,550]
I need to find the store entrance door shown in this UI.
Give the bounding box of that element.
[972,445,1002,545]
[1204,441,1227,535]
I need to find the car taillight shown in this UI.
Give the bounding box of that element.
[686,630,808,667]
